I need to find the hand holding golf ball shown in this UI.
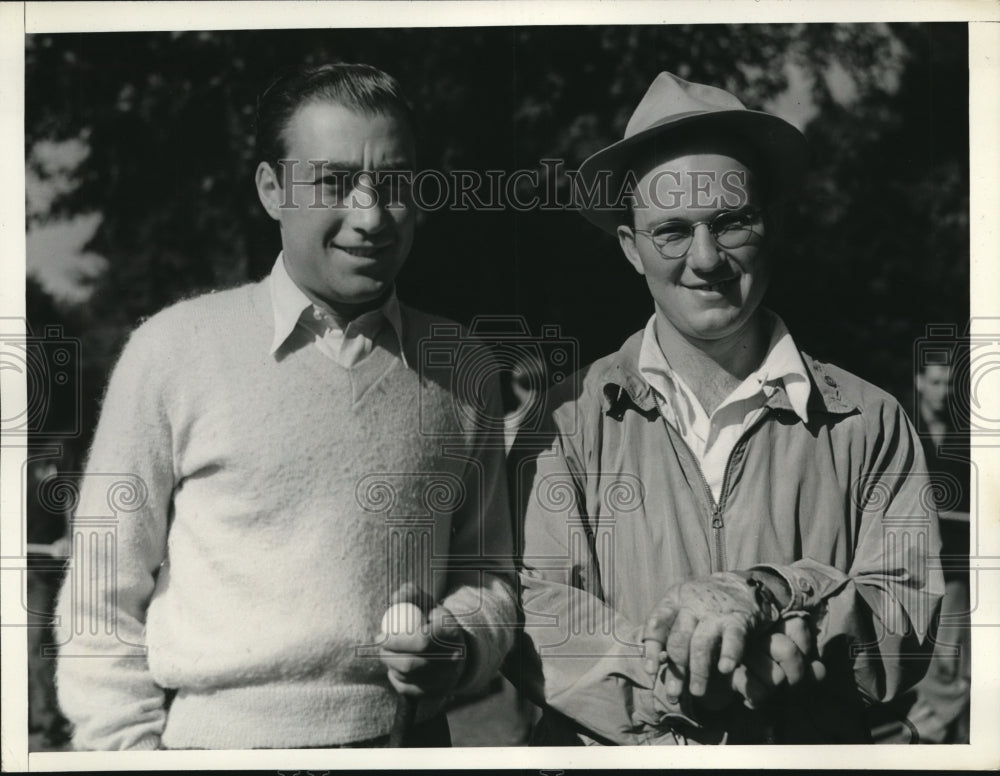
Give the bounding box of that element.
[379,597,469,697]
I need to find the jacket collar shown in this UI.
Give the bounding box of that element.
[596,329,858,419]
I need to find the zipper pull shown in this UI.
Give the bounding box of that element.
[711,504,723,531]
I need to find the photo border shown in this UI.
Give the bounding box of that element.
[3,1,998,771]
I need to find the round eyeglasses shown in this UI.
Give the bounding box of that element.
[632,207,763,259]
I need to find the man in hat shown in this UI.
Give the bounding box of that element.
[512,72,943,744]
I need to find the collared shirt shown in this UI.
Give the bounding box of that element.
[638,310,811,501]
[268,253,407,368]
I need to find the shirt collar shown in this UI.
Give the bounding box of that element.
[634,309,812,424]
[269,253,313,355]
[267,252,407,365]
[381,294,406,366]
[754,310,812,423]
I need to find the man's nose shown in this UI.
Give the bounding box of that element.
[346,173,388,233]
[685,223,724,271]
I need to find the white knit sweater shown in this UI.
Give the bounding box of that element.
[55,279,516,750]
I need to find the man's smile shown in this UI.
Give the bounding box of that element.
[682,277,739,295]
[330,243,391,258]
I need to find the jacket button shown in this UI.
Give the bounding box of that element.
[823,375,836,387]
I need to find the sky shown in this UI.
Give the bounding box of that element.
[26,138,105,303]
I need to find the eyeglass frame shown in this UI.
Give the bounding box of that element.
[630,206,765,259]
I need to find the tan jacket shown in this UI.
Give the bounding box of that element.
[511,329,944,745]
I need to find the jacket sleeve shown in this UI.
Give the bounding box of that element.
[753,399,946,704]
[441,360,518,696]
[513,406,696,745]
[54,323,174,750]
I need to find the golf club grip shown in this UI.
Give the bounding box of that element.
[388,694,418,747]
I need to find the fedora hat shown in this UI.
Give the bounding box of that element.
[575,71,809,234]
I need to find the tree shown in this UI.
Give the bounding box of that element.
[25,23,969,448]
[772,23,969,401]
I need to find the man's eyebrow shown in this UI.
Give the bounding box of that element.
[310,162,358,180]
[647,204,760,230]
[375,155,414,167]
[310,160,415,180]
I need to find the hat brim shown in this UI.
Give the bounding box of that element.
[575,110,809,235]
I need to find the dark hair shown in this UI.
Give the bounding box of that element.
[254,63,414,169]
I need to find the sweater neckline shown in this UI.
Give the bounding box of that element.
[250,278,406,404]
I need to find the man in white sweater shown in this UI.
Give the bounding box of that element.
[54,63,517,750]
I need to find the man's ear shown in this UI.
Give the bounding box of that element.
[255,161,284,221]
[617,224,646,276]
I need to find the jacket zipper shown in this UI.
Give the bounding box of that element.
[661,425,727,573]
[662,410,773,574]
[694,455,725,574]
[660,406,781,745]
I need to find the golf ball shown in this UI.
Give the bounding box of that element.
[381,602,425,636]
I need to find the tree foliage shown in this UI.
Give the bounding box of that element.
[25,23,969,460]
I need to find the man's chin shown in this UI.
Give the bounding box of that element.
[678,308,746,338]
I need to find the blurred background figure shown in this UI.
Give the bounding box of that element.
[918,365,953,444]
[871,359,971,744]
[908,360,970,744]
[916,362,970,512]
